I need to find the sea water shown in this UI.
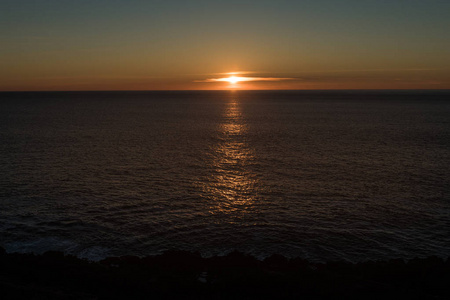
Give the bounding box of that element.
[1,90,449,262]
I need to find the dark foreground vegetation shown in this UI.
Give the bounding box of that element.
[1,247,449,299]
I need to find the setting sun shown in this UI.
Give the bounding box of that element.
[195,73,295,89]
[227,76,240,84]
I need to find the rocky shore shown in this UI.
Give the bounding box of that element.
[1,247,449,299]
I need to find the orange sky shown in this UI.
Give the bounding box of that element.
[1,1,449,91]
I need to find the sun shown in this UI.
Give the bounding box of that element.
[227,76,240,84]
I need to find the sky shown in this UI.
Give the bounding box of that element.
[1,0,450,91]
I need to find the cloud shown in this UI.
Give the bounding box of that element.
[195,76,296,83]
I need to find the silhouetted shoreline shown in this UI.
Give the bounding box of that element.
[1,247,449,299]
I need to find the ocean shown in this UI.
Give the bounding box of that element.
[0,90,449,262]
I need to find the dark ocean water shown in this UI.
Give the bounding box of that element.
[1,90,449,262]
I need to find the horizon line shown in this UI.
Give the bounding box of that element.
[1,88,450,93]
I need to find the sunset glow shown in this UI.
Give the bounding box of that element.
[227,76,240,84]
[1,1,449,90]
[195,73,296,88]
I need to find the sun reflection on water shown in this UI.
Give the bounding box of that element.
[203,97,259,216]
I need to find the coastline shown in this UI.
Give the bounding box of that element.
[1,247,449,299]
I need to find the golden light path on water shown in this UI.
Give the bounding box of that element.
[203,96,259,217]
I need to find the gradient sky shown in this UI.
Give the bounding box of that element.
[2,0,450,90]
